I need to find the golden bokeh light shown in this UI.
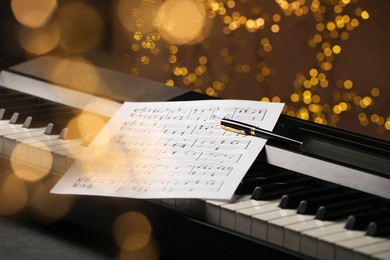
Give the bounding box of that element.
[0,174,28,216]
[66,110,108,145]
[30,177,75,222]
[117,0,162,34]
[48,56,107,95]
[156,0,209,45]
[16,19,60,55]
[11,144,51,182]
[11,0,57,28]
[113,211,153,252]
[56,1,104,53]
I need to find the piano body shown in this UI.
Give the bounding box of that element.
[0,56,389,260]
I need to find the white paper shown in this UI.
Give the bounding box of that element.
[51,100,284,199]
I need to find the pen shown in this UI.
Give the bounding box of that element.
[220,118,303,148]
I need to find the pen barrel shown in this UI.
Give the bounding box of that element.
[251,128,303,147]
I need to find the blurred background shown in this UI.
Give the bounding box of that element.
[1,0,389,141]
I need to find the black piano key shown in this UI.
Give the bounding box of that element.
[0,103,64,120]
[315,196,379,220]
[235,171,297,195]
[278,185,342,209]
[366,217,390,237]
[297,190,360,215]
[345,208,390,230]
[250,176,316,200]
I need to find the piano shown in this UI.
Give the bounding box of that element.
[0,56,389,260]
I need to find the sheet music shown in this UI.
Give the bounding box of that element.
[51,100,284,199]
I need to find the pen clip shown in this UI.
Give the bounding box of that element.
[220,124,247,135]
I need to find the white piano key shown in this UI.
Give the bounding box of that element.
[353,240,390,260]
[283,218,335,252]
[268,213,315,246]
[373,250,390,260]
[235,200,280,235]
[50,146,86,173]
[335,235,388,260]
[0,121,23,129]
[40,141,84,168]
[3,127,47,155]
[205,196,246,226]
[318,229,366,260]
[12,134,61,162]
[0,125,31,152]
[251,208,297,241]
[27,138,81,165]
[300,223,346,258]
[219,195,253,230]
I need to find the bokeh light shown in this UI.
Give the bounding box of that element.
[112,211,155,253]
[117,0,162,34]
[56,1,104,53]
[11,145,51,182]
[30,177,75,222]
[11,0,57,28]
[156,0,209,45]
[16,19,60,55]
[48,56,108,95]
[0,173,28,216]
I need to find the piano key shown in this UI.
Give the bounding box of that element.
[235,170,297,195]
[235,200,281,235]
[315,196,379,220]
[251,184,309,200]
[0,120,24,131]
[251,208,297,241]
[366,218,390,237]
[11,126,61,162]
[345,208,390,230]
[300,223,347,258]
[50,146,86,173]
[0,113,23,127]
[205,199,235,226]
[335,235,388,260]
[278,185,342,209]
[373,251,390,260]
[283,218,336,252]
[3,127,49,156]
[27,137,82,167]
[205,195,254,226]
[0,103,64,121]
[39,141,85,173]
[220,197,273,230]
[318,229,366,260]
[267,212,315,246]
[297,190,360,214]
[353,240,390,260]
[251,176,316,200]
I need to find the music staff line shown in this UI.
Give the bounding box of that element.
[129,105,267,123]
[72,173,225,194]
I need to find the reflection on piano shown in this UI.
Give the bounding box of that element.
[0,56,389,260]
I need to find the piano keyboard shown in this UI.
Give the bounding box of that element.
[1,70,390,260]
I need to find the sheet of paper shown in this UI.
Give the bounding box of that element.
[51,99,284,199]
